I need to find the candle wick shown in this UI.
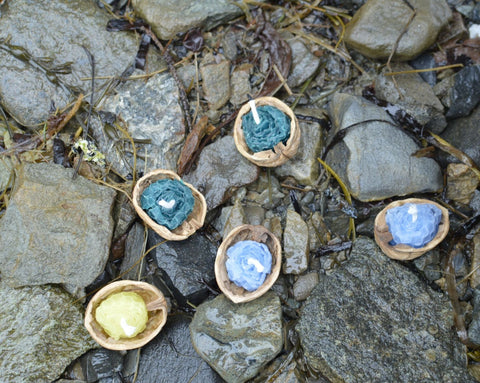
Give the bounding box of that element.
[158,199,176,209]
[249,100,261,125]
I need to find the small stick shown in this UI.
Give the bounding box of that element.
[272,64,293,96]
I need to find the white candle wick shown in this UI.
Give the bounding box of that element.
[120,317,137,336]
[407,204,418,223]
[249,100,261,125]
[247,257,265,273]
[158,199,176,209]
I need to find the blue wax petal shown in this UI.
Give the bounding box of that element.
[242,105,291,152]
[225,240,272,291]
[385,203,443,248]
[140,179,194,230]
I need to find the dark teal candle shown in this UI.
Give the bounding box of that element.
[141,179,194,230]
[242,105,291,152]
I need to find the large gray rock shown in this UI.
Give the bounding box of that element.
[0,282,95,383]
[132,0,245,40]
[326,93,443,201]
[0,0,138,127]
[345,0,451,61]
[287,38,321,88]
[93,71,185,177]
[283,210,309,275]
[297,237,475,383]
[446,65,480,119]
[184,135,259,210]
[190,292,283,383]
[0,162,115,291]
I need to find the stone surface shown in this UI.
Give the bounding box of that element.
[150,231,217,301]
[275,119,323,185]
[293,272,319,301]
[132,0,244,40]
[223,199,246,239]
[469,289,480,346]
[446,65,480,118]
[135,315,223,382]
[287,38,321,88]
[375,63,446,133]
[471,232,480,290]
[0,163,115,291]
[200,54,231,110]
[0,156,13,191]
[80,349,124,383]
[446,163,479,205]
[326,93,443,202]
[190,292,283,383]
[230,64,251,107]
[0,282,95,383]
[297,237,475,383]
[283,210,309,275]
[93,71,185,177]
[0,0,138,127]
[184,135,259,210]
[120,223,147,280]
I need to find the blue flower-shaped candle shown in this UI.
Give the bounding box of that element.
[140,179,195,230]
[242,105,291,152]
[225,240,272,291]
[386,203,443,248]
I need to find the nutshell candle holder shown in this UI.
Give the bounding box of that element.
[233,96,301,167]
[374,198,450,260]
[132,169,207,241]
[215,224,282,303]
[84,280,168,350]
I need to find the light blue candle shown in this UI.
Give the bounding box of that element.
[386,203,442,248]
[225,240,272,291]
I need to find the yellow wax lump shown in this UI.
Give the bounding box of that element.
[95,292,148,340]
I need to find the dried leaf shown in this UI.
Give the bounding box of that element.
[434,38,480,66]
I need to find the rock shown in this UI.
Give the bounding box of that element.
[200,54,231,110]
[446,65,480,118]
[112,193,137,240]
[0,163,115,291]
[190,292,283,383]
[345,0,451,61]
[230,64,252,107]
[183,135,259,210]
[283,210,309,275]
[375,63,446,133]
[307,211,330,251]
[275,119,323,185]
[326,93,443,201]
[409,53,437,87]
[223,199,246,238]
[469,289,480,346]
[0,282,95,383]
[470,232,480,290]
[93,71,185,177]
[0,156,13,192]
[287,38,321,88]
[246,171,285,208]
[132,0,245,40]
[297,236,475,383]
[149,231,217,302]
[80,349,123,383]
[269,361,300,383]
[0,0,137,127]
[441,103,480,166]
[244,205,266,226]
[293,272,319,301]
[136,314,223,382]
[120,223,148,280]
[446,163,479,204]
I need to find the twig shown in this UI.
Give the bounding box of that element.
[272,63,293,96]
[385,63,464,76]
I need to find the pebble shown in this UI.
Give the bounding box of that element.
[293,272,319,301]
[287,38,321,88]
[230,65,252,107]
[80,349,123,382]
[200,54,231,110]
[223,199,246,239]
[446,163,479,204]
[446,65,480,119]
[470,232,480,290]
[283,210,309,275]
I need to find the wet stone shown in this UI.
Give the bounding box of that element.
[93,71,185,177]
[297,236,475,383]
[184,135,259,210]
[80,349,123,383]
[283,210,309,275]
[0,0,138,127]
[326,93,443,201]
[293,272,319,301]
[190,292,283,383]
[345,0,451,61]
[150,231,217,302]
[446,65,480,118]
[0,282,95,383]
[468,289,480,346]
[223,199,246,239]
[135,314,222,382]
[200,54,231,110]
[0,163,115,292]
[446,163,479,205]
[287,38,321,88]
[120,223,148,280]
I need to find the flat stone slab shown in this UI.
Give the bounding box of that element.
[0,163,115,291]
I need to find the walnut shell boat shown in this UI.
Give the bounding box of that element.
[84,280,168,350]
[132,169,207,241]
[215,224,281,303]
[374,198,450,261]
[233,97,300,167]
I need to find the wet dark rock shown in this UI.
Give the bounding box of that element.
[0,282,95,383]
[184,135,259,210]
[412,250,443,283]
[132,0,246,40]
[468,289,480,345]
[80,349,123,383]
[441,103,480,166]
[446,65,480,118]
[472,3,480,23]
[200,54,231,110]
[297,236,475,383]
[0,163,115,292]
[275,119,323,185]
[283,210,309,275]
[326,93,443,201]
[375,63,446,133]
[0,0,137,127]
[190,292,283,383]
[409,53,437,87]
[120,223,148,280]
[150,231,217,302]
[93,71,185,177]
[136,314,222,382]
[345,0,451,61]
[287,39,321,88]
